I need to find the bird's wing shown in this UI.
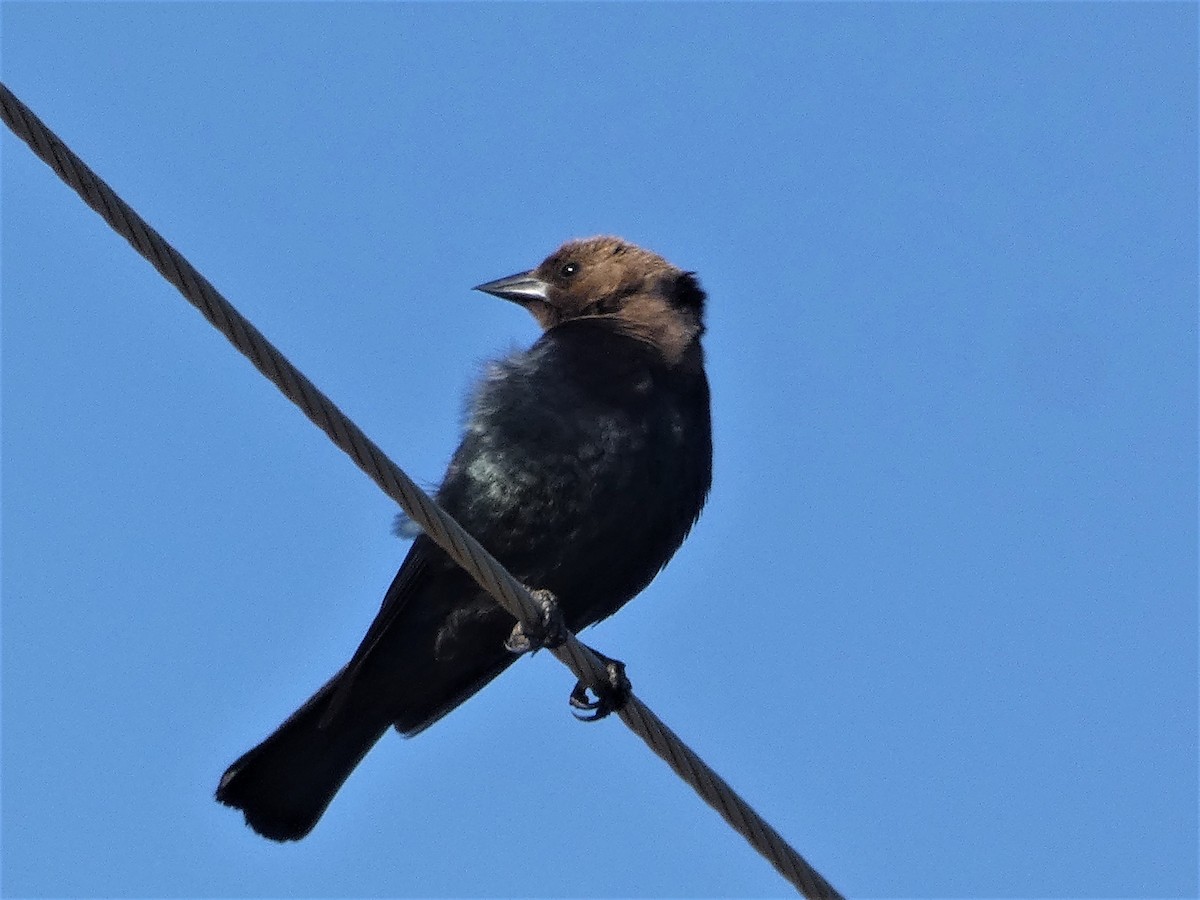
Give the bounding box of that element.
[317,536,438,726]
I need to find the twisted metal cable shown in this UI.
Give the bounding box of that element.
[1,81,843,900]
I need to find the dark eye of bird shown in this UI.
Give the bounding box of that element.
[560,262,579,279]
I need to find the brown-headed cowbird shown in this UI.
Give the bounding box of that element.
[215,236,712,841]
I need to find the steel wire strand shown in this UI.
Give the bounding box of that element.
[1,81,843,899]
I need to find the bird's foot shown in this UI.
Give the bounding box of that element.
[569,647,631,721]
[504,588,567,654]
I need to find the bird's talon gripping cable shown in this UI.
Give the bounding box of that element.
[504,588,566,654]
[569,651,631,721]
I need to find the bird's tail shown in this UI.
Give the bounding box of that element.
[215,670,390,842]
[216,548,522,840]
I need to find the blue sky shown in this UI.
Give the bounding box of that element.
[2,3,1195,898]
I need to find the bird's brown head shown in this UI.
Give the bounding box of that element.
[474,236,706,367]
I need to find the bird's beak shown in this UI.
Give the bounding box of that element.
[473,270,551,305]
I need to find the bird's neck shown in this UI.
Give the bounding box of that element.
[603,297,704,370]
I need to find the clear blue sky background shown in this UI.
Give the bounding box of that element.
[2,4,1195,898]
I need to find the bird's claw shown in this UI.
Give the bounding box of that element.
[504,589,567,654]
[569,653,631,722]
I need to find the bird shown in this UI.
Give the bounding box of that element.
[215,236,713,841]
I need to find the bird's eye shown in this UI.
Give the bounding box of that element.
[559,262,579,278]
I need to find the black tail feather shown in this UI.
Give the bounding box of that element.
[215,671,390,842]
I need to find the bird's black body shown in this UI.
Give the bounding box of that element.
[216,237,712,841]
[440,321,711,633]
